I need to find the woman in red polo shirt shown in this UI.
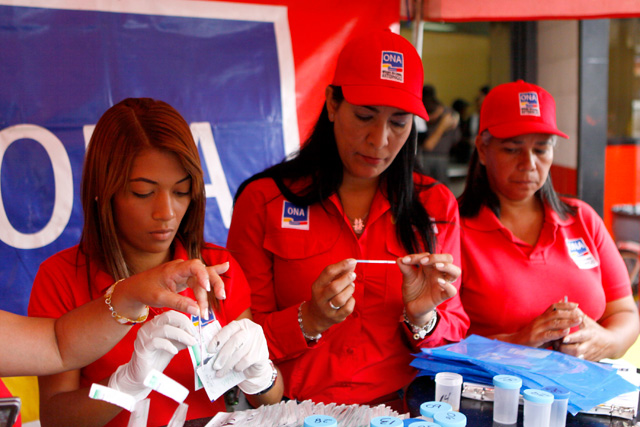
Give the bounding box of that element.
[28,98,282,427]
[227,30,469,408]
[458,80,639,361]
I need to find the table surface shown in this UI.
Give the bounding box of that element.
[405,376,638,427]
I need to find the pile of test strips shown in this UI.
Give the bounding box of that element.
[205,399,407,427]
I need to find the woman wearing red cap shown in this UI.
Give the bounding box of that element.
[227,30,469,407]
[458,80,639,361]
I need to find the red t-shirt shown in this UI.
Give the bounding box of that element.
[460,199,632,337]
[28,241,250,427]
[0,379,21,427]
[226,173,469,404]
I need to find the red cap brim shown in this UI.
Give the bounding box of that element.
[342,85,429,121]
[488,121,568,140]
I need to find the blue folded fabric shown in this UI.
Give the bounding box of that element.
[411,335,638,415]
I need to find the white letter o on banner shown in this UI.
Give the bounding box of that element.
[0,124,73,249]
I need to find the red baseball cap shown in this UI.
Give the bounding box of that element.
[479,80,568,139]
[331,29,429,121]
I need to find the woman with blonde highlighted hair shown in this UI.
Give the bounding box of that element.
[29,98,282,427]
[80,99,206,281]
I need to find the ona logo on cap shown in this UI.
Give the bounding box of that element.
[282,200,309,230]
[519,92,541,117]
[380,50,403,83]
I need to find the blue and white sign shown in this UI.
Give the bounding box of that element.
[0,0,299,314]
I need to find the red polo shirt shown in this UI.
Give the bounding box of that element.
[460,199,632,338]
[227,173,469,404]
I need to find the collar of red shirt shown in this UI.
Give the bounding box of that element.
[463,201,576,232]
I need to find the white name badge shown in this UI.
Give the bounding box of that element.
[566,237,599,270]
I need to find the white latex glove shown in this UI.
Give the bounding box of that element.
[108,311,197,401]
[207,318,274,395]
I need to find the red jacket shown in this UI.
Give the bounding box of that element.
[227,173,469,404]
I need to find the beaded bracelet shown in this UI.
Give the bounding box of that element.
[253,360,278,395]
[104,278,149,325]
[298,302,322,341]
[403,307,438,340]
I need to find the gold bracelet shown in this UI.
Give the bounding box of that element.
[104,278,149,325]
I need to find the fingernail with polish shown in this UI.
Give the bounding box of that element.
[402,256,412,264]
[437,277,446,286]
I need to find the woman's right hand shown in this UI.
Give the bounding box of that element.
[110,259,229,321]
[493,300,582,348]
[300,259,358,337]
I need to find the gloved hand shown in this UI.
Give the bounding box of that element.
[108,310,197,401]
[207,318,275,395]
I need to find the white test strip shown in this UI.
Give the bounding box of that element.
[355,259,396,264]
[167,402,189,427]
[143,369,189,404]
[88,383,136,412]
[127,399,150,427]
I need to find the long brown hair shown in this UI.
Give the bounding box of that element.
[80,98,206,282]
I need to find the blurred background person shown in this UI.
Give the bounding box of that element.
[417,84,461,186]
[450,97,472,165]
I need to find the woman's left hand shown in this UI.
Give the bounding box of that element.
[207,319,274,395]
[558,311,614,361]
[558,295,639,361]
[397,253,459,325]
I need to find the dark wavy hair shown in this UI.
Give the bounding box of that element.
[235,86,437,254]
[458,131,576,219]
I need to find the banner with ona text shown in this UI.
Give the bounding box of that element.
[0,0,399,315]
[0,0,300,314]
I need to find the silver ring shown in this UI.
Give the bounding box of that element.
[329,301,341,310]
